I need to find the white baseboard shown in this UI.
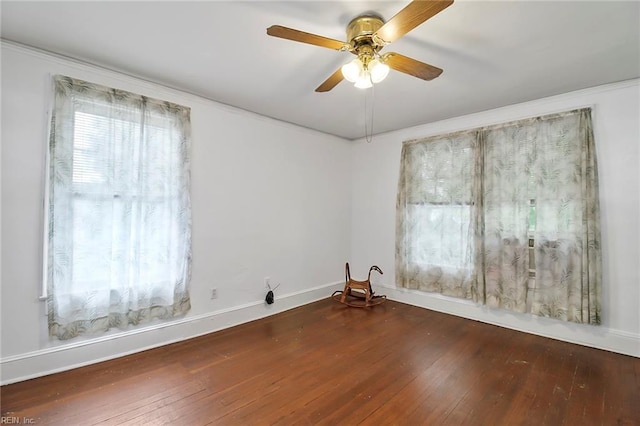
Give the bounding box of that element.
[4,281,635,385]
[0,281,343,385]
[381,285,640,358]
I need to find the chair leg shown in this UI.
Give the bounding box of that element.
[340,282,351,303]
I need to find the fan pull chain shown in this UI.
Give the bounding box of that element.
[364,84,374,143]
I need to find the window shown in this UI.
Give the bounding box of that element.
[46,76,192,340]
[397,109,601,324]
[407,203,471,270]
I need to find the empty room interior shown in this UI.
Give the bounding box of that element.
[1,1,639,424]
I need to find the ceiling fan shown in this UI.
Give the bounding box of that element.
[266,0,453,92]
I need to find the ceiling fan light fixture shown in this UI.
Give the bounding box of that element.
[341,58,362,83]
[369,59,390,83]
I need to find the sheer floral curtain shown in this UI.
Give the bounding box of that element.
[530,110,601,323]
[396,132,476,300]
[479,124,534,313]
[47,76,192,340]
[396,108,602,324]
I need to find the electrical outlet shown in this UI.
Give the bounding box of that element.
[210,288,217,299]
[265,277,271,288]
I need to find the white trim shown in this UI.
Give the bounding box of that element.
[3,279,637,385]
[0,41,348,142]
[0,280,343,385]
[40,75,55,300]
[381,284,640,358]
[357,79,639,144]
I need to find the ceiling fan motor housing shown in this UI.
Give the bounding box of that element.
[347,16,384,49]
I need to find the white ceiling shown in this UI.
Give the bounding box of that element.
[2,1,639,140]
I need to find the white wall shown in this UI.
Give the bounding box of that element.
[0,43,352,383]
[351,79,640,357]
[2,42,638,385]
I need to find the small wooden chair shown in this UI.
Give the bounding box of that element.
[332,262,386,307]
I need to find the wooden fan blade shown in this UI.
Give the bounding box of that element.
[316,68,344,92]
[383,52,443,80]
[267,25,348,50]
[374,0,454,45]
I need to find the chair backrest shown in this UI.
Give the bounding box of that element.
[345,262,383,287]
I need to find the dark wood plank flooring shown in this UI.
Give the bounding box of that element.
[2,299,639,425]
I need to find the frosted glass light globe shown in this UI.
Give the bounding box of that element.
[341,59,363,83]
[354,71,372,89]
[369,59,390,83]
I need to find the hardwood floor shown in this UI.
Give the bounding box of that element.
[2,298,638,425]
